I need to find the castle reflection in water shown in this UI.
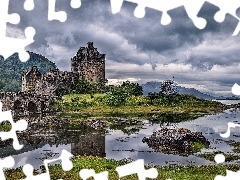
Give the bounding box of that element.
[0,114,106,161]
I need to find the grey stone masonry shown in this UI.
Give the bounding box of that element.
[21,42,106,95]
[71,42,105,82]
[1,42,107,115]
[0,91,52,116]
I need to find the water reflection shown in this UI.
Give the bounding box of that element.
[1,114,106,169]
[106,107,240,166]
[1,102,240,169]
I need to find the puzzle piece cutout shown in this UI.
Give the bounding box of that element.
[232,83,240,96]
[0,156,15,180]
[215,154,225,164]
[110,0,240,35]
[0,0,82,62]
[0,102,28,150]
[215,154,240,180]
[48,0,81,22]
[24,0,35,11]
[219,122,240,138]
[215,170,240,180]
[116,159,158,180]
[0,0,36,62]
[213,132,240,179]
[215,152,240,179]
[206,0,240,36]
[22,149,73,180]
[24,0,82,22]
[213,83,240,179]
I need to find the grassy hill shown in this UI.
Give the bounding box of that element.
[0,52,57,92]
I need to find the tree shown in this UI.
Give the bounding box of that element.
[121,80,143,96]
[105,85,129,106]
[160,78,178,95]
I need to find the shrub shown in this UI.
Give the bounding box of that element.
[71,97,79,103]
[104,92,129,107]
[121,80,143,96]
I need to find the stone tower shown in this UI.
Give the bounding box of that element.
[71,42,105,82]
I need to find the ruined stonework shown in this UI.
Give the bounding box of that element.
[5,42,107,114]
[0,91,52,116]
[71,42,105,82]
[21,66,42,92]
[21,42,106,94]
[35,69,80,96]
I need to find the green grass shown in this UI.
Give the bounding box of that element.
[4,156,240,180]
[51,93,227,121]
[0,123,11,131]
[190,142,209,152]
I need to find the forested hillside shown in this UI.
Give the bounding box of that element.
[0,52,58,92]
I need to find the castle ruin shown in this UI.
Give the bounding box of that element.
[21,42,106,94]
[71,42,105,82]
[0,42,106,114]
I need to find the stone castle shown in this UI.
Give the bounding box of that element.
[0,42,105,115]
[21,42,106,94]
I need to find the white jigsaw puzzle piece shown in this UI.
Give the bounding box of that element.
[110,0,240,35]
[71,0,81,9]
[232,83,240,96]
[214,83,240,179]
[0,0,36,62]
[24,0,35,11]
[0,156,15,180]
[48,0,67,22]
[110,0,207,27]
[215,154,225,164]
[0,0,82,62]
[48,0,81,22]
[0,102,28,150]
[116,159,158,180]
[111,0,184,25]
[206,0,240,36]
[215,170,240,180]
[219,122,240,138]
[22,150,73,180]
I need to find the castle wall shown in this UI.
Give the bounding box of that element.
[36,70,80,95]
[80,59,105,82]
[17,42,107,114]
[0,92,51,116]
[22,42,106,95]
[21,66,42,92]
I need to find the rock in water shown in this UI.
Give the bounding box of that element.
[142,127,210,154]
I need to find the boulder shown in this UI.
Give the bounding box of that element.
[142,127,210,154]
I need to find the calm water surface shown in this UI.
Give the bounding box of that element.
[1,100,240,170]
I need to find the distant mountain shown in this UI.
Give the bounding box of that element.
[0,52,57,92]
[141,81,218,100]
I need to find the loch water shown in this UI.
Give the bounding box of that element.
[1,100,240,170]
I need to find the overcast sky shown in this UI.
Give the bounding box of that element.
[7,0,240,95]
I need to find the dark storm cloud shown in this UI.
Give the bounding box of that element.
[6,0,240,95]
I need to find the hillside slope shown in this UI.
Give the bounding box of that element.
[0,52,57,92]
[141,81,217,100]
